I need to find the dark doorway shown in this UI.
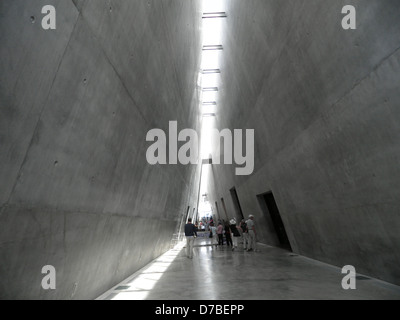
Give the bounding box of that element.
[230,187,244,220]
[185,206,191,223]
[192,208,196,222]
[215,202,220,220]
[220,197,229,221]
[258,191,292,251]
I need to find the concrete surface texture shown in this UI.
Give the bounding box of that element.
[206,0,400,286]
[0,0,203,299]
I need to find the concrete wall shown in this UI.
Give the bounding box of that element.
[0,0,202,299]
[206,0,400,285]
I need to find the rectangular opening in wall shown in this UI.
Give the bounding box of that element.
[192,208,196,222]
[230,187,244,220]
[220,197,228,221]
[186,206,191,223]
[215,201,220,220]
[257,191,292,251]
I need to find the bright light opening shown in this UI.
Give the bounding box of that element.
[198,165,212,220]
[197,0,227,223]
[200,115,215,160]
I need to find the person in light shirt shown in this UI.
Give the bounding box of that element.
[209,223,218,249]
[216,222,224,246]
[246,215,257,252]
[229,219,241,251]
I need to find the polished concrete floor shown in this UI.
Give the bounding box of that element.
[97,233,400,300]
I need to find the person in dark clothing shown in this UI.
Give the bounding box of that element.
[229,219,241,251]
[185,218,197,259]
[239,219,249,250]
[225,222,233,247]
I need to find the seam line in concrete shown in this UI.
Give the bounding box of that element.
[3,14,81,208]
[0,203,178,221]
[71,0,79,12]
[329,45,400,114]
[76,10,148,126]
[75,4,201,186]
[241,45,400,181]
[159,1,189,116]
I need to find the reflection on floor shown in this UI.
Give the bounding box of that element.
[97,236,400,300]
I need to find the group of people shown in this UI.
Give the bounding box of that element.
[184,215,257,259]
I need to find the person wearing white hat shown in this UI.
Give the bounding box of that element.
[229,219,241,251]
[246,215,257,252]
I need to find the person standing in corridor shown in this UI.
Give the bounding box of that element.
[224,221,233,247]
[185,218,197,259]
[229,219,241,251]
[217,222,224,246]
[239,219,249,251]
[209,222,218,249]
[246,215,257,252]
